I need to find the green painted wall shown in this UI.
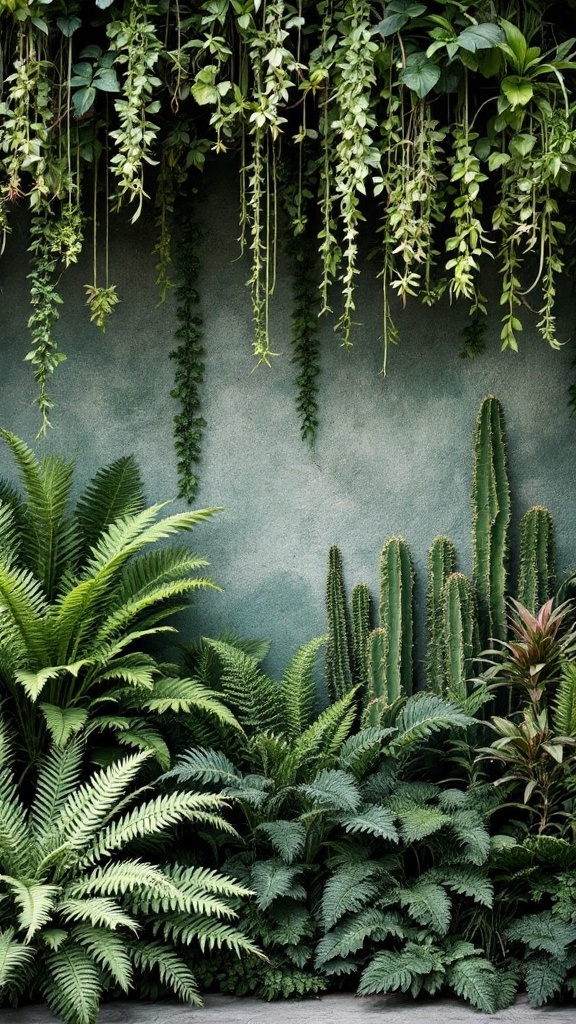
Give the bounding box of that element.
[1,163,575,678]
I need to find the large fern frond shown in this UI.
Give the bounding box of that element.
[392,694,474,750]
[140,677,241,730]
[397,879,452,936]
[256,820,306,865]
[447,956,497,1013]
[57,751,150,850]
[280,690,357,785]
[298,768,360,813]
[279,637,326,740]
[320,861,380,930]
[205,639,283,733]
[0,431,77,599]
[315,909,404,967]
[58,897,139,933]
[80,791,233,866]
[0,563,50,668]
[131,941,201,1005]
[250,859,305,911]
[163,746,243,786]
[0,928,34,989]
[74,455,145,555]
[43,944,103,1024]
[0,876,59,942]
[154,914,262,957]
[73,925,133,993]
[554,663,576,737]
[357,946,438,995]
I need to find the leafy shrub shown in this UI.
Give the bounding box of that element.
[0,430,236,771]
[0,718,258,1024]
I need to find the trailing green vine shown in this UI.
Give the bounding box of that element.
[2,0,576,447]
[169,186,206,504]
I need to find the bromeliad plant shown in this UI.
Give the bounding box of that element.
[0,718,259,1024]
[0,430,237,771]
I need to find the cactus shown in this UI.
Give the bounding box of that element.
[379,536,415,700]
[364,627,388,726]
[352,582,371,692]
[442,572,479,699]
[325,545,353,702]
[426,536,457,693]
[472,395,510,646]
[517,506,555,613]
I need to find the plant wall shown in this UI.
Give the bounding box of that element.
[1,0,576,491]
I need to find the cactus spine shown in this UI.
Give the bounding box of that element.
[472,395,510,646]
[325,545,353,702]
[379,536,415,700]
[517,506,555,613]
[365,627,388,725]
[426,536,457,693]
[352,582,371,692]
[442,572,479,699]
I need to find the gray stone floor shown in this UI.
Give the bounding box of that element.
[0,994,574,1023]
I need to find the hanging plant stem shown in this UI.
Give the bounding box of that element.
[26,210,66,436]
[170,186,206,503]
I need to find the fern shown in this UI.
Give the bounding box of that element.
[315,909,404,967]
[0,928,34,988]
[256,821,306,865]
[525,956,567,1007]
[73,925,133,992]
[341,804,399,841]
[397,879,452,936]
[320,861,381,930]
[43,945,103,1024]
[392,693,474,750]
[447,956,497,1013]
[74,455,145,555]
[206,639,284,733]
[357,946,438,994]
[250,860,305,911]
[131,942,202,1005]
[279,636,326,741]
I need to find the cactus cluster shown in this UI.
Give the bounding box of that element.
[324,396,558,709]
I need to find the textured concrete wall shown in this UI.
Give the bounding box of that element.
[0,163,575,681]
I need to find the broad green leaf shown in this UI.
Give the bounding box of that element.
[458,24,504,53]
[72,87,97,117]
[399,54,441,98]
[502,75,533,108]
[509,134,536,159]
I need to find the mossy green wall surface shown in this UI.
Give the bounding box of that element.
[1,164,575,678]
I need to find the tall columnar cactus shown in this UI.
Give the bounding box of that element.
[325,545,353,702]
[472,395,510,646]
[364,627,388,726]
[379,536,415,699]
[442,572,479,700]
[352,582,371,692]
[426,536,457,693]
[517,505,556,614]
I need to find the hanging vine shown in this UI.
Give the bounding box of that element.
[1,0,576,452]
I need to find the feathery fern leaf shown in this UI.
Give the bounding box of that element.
[58,751,151,849]
[447,956,497,1013]
[256,821,306,865]
[279,637,326,741]
[341,804,399,841]
[397,880,451,936]
[357,946,438,995]
[58,897,139,933]
[43,945,103,1024]
[315,909,404,967]
[392,694,474,749]
[338,727,396,773]
[298,769,360,813]
[39,705,88,747]
[0,877,59,942]
[131,942,202,1005]
[141,677,240,729]
[206,639,283,733]
[320,861,380,930]
[397,805,450,843]
[525,955,567,1007]
[0,928,34,989]
[74,455,145,555]
[250,860,305,911]
[73,925,133,993]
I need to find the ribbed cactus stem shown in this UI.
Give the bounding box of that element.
[365,627,388,726]
[426,536,457,693]
[352,582,371,691]
[325,545,353,702]
[517,506,555,614]
[472,395,510,646]
[442,572,479,700]
[379,536,415,699]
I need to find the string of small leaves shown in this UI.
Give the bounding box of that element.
[169,187,206,504]
[2,0,576,441]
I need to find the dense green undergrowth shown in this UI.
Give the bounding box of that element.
[0,398,575,1022]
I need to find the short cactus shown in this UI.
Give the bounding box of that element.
[325,545,353,702]
[472,395,510,646]
[364,627,389,725]
[442,572,479,699]
[379,536,415,700]
[352,582,371,692]
[426,536,457,693]
[517,506,555,614]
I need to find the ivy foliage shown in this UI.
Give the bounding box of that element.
[2,1,576,438]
